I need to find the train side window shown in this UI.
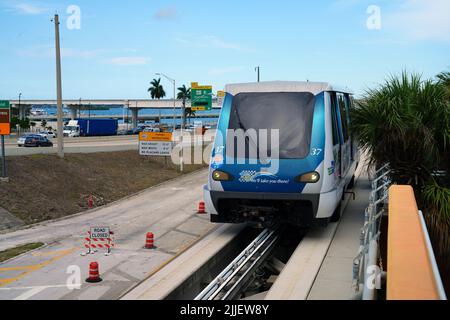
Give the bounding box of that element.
[344,93,353,133]
[330,92,340,146]
[337,93,350,142]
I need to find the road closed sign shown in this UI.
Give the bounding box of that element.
[90,226,110,239]
[139,132,173,156]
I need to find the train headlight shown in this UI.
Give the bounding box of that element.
[295,171,320,183]
[212,170,233,181]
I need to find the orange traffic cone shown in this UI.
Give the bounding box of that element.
[88,195,93,209]
[145,232,154,249]
[86,262,102,283]
[198,201,206,214]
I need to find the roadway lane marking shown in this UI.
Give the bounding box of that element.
[0,247,76,287]
[13,286,46,300]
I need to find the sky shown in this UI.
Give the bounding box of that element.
[0,0,449,99]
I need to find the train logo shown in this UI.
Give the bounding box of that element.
[238,170,280,183]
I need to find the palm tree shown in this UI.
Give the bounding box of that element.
[185,107,196,125]
[351,71,449,187]
[148,78,166,99]
[351,72,450,291]
[437,70,450,100]
[177,85,191,128]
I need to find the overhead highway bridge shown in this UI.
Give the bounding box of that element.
[9,98,222,128]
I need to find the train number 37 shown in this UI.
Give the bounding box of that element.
[311,148,323,156]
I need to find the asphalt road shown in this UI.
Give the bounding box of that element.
[3,132,213,156]
[0,169,215,300]
[3,135,138,156]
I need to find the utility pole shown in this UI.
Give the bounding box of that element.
[53,14,64,158]
[255,66,260,82]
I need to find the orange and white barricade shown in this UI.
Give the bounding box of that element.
[84,229,115,254]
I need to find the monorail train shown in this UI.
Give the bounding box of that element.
[203,81,359,227]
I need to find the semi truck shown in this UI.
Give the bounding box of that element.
[63,119,118,137]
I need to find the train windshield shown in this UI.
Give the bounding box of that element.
[227,92,315,159]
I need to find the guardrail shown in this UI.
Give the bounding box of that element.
[352,164,390,300]
[352,164,447,300]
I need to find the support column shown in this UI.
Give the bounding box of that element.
[19,104,26,120]
[69,106,77,120]
[131,108,139,128]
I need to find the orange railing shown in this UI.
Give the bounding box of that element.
[387,185,446,300]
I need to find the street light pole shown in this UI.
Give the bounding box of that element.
[156,72,183,172]
[155,72,176,132]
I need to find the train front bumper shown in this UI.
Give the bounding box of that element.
[203,184,322,224]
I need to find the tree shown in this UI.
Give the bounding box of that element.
[351,71,450,291]
[185,107,196,125]
[351,71,449,187]
[437,70,450,100]
[41,119,47,129]
[177,85,191,128]
[147,78,166,100]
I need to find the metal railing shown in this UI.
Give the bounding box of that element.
[195,226,280,300]
[352,163,391,300]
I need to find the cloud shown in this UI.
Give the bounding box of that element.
[154,6,177,20]
[17,46,106,59]
[4,2,48,15]
[208,66,244,76]
[62,48,106,59]
[385,0,450,43]
[175,35,251,52]
[105,57,151,66]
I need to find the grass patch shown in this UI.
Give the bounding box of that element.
[0,149,208,225]
[0,243,44,263]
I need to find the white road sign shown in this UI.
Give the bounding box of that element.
[90,226,110,239]
[139,141,173,156]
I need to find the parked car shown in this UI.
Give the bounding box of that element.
[143,127,161,133]
[17,135,54,148]
[132,126,145,134]
[117,129,134,135]
[38,130,57,139]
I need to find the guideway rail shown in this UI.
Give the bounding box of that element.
[195,226,280,300]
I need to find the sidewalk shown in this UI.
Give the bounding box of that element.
[307,171,370,300]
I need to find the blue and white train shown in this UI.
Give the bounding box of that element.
[203,81,359,227]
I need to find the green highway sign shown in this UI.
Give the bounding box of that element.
[0,101,10,109]
[191,82,212,111]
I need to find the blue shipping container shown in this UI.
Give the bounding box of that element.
[77,119,118,136]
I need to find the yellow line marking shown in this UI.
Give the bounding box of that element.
[31,249,72,257]
[0,247,76,287]
[0,265,40,272]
